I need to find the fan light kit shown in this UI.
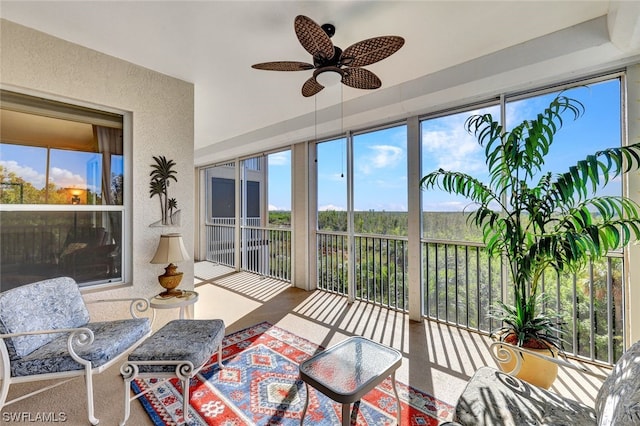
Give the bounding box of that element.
[315,69,343,87]
[252,15,404,97]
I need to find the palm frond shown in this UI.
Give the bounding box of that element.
[420,169,499,207]
[150,155,178,183]
[149,178,165,196]
[421,94,640,349]
[548,144,640,207]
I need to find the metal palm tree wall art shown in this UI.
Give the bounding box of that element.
[149,155,178,225]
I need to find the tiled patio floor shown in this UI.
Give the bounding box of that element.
[193,261,609,409]
[1,262,609,425]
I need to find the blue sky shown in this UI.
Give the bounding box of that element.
[267,79,622,212]
[267,150,292,211]
[0,143,122,195]
[310,125,409,212]
[2,80,621,211]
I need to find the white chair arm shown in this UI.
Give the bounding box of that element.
[0,327,95,367]
[85,297,151,319]
[489,341,608,379]
[0,327,90,339]
[66,328,94,367]
[0,338,9,381]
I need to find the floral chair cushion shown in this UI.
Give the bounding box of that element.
[128,319,225,373]
[595,339,640,425]
[0,277,90,360]
[453,367,597,426]
[9,318,150,377]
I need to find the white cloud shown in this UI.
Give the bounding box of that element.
[424,199,505,213]
[0,160,46,188]
[50,167,85,188]
[423,200,469,212]
[268,152,289,166]
[1,161,93,192]
[422,125,485,174]
[370,178,403,189]
[359,144,403,174]
[370,202,407,211]
[318,204,345,211]
[269,204,291,211]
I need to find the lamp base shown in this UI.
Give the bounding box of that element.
[158,288,183,298]
[157,263,183,297]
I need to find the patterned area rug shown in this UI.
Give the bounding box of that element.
[134,322,454,425]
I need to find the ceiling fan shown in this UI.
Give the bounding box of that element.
[251,15,405,97]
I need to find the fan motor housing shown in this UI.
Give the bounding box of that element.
[314,46,343,68]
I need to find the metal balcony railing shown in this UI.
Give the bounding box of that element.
[1,212,124,288]
[205,223,235,267]
[205,222,291,282]
[317,231,409,310]
[205,225,625,365]
[317,233,625,365]
[420,239,625,364]
[241,226,291,282]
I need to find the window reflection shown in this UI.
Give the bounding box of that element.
[1,90,125,288]
[0,210,122,291]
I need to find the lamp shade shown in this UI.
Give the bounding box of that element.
[150,233,190,264]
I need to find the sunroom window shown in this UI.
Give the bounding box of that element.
[0,90,125,291]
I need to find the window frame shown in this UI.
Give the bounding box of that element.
[0,88,132,289]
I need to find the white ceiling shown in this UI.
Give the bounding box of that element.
[2,1,640,165]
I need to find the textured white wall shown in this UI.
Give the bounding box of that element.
[0,19,195,324]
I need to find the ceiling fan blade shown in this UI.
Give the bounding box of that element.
[301,76,325,97]
[294,15,334,61]
[341,36,405,67]
[342,67,381,90]
[251,61,314,71]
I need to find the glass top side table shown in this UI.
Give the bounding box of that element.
[298,336,402,425]
[149,290,198,320]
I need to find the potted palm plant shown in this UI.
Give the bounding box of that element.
[420,95,640,388]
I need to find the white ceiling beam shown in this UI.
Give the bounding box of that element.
[196,16,640,165]
[608,1,640,51]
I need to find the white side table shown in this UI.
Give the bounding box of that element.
[149,290,198,320]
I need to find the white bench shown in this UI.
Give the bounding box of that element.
[120,319,225,425]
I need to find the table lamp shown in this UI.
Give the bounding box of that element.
[150,233,190,297]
